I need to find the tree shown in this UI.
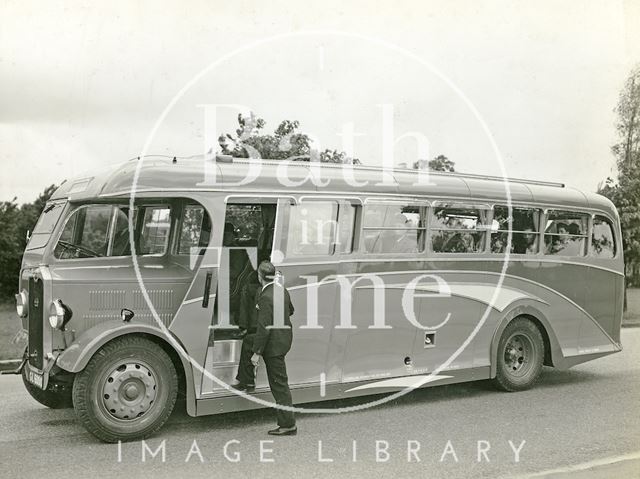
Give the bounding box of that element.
[0,199,21,300]
[0,185,57,300]
[599,66,640,301]
[218,112,359,164]
[413,154,456,172]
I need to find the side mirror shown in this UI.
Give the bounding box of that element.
[120,308,135,323]
[25,230,31,242]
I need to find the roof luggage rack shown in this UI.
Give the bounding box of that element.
[129,154,566,189]
[425,170,565,188]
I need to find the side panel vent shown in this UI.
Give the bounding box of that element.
[424,332,436,348]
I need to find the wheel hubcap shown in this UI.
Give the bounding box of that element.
[503,334,533,377]
[102,363,157,420]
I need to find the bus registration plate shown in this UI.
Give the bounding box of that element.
[27,369,44,389]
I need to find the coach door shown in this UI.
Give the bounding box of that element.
[196,198,280,393]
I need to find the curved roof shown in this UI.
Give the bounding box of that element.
[50,156,618,219]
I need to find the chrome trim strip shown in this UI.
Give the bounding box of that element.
[344,374,454,392]
[276,257,623,276]
[53,265,132,271]
[183,293,216,305]
[299,195,364,204]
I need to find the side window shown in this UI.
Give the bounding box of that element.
[286,201,338,256]
[55,205,112,259]
[139,206,171,255]
[491,206,541,254]
[177,204,211,255]
[543,210,589,256]
[431,206,488,253]
[336,203,358,254]
[362,203,426,254]
[109,206,136,256]
[224,204,264,247]
[224,203,277,264]
[591,216,616,259]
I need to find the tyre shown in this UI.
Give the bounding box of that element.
[72,336,178,443]
[494,317,545,392]
[22,366,73,409]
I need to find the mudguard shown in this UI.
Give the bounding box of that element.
[489,304,564,377]
[56,320,196,416]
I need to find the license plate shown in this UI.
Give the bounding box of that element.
[27,369,44,389]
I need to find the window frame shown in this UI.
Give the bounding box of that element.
[360,199,429,256]
[489,205,543,256]
[542,209,590,257]
[335,200,361,255]
[283,199,341,258]
[135,204,173,257]
[429,202,491,254]
[589,214,617,259]
[53,204,115,260]
[175,202,211,256]
[52,201,175,261]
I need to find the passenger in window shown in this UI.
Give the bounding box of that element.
[515,228,537,254]
[567,223,580,236]
[550,223,569,253]
[444,232,475,253]
[524,228,538,254]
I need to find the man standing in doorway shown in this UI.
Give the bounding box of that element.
[250,261,297,436]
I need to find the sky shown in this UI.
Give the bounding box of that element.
[1,0,639,202]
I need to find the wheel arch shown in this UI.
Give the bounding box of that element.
[489,304,562,378]
[56,321,196,416]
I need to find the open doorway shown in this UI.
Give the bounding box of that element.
[215,202,277,332]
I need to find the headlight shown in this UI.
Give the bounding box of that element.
[48,299,72,330]
[15,290,28,318]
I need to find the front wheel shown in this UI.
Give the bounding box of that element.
[72,336,178,443]
[493,318,544,392]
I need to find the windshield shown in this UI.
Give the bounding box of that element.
[26,201,66,250]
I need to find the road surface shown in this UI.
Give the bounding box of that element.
[0,329,639,479]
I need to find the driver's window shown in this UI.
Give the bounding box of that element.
[55,205,112,259]
[54,203,172,260]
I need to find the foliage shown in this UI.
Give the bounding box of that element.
[218,112,360,164]
[412,154,456,172]
[0,185,57,300]
[599,66,640,286]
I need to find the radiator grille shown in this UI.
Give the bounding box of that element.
[28,277,44,369]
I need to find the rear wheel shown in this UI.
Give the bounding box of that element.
[72,336,178,443]
[494,317,544,392]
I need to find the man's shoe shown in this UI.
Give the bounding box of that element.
[231,383,255,392]
[268,426,297,436]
